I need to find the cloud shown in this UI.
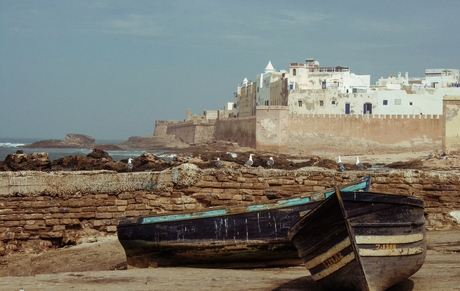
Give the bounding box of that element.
[277,11,329,26]
[102,14,167,37]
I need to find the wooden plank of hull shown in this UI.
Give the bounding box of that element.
[119,204,318,268]
[117,176,371,268]
[288,191,426,291]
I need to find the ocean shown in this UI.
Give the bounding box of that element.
[0,137,168,162]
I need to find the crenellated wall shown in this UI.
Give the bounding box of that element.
[288,113,442,144]
[254,107,443,154]
[159,109,444,154]
[1,166,459,257]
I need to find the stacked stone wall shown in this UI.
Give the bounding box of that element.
[1,167,459,257]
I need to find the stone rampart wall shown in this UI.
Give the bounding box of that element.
[166,120,216,144]
[215,116,256,148]
[289,113,442,144]
[287,113,443,154]
[443,95,460,154]
[1,166,459,257]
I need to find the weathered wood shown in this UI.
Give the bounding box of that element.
[288,191,426,291]
[117,176,371,268]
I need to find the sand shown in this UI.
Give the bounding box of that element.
[0,229,459,291]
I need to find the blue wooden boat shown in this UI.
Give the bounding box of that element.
[117,175,371,268]
[288,189,426,291]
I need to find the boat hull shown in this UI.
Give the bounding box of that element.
[288,191,426,291]
[117,176,371,268]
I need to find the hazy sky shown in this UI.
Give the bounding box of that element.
[1,1,459,141]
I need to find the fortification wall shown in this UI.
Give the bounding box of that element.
[161,108,445,154]
[215,117,256,148]
[443,96,460,154]
[1,167,459,257]
[253,107,443,154]
[289,113,442,144]
[166,120,215,144]
[256,106,290,153]
[153,121,168,136]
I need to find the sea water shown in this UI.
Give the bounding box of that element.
[0,137,168,162]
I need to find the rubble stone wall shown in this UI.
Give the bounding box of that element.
[1,166,459,256]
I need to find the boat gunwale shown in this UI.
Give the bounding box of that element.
[118,175,371,226]
[340,191,424,208]
[288,190,424,241]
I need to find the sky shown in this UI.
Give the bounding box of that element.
[1,1,459,141]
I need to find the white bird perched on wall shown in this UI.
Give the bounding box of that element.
[126,158,133,172]
[215,157,222,167]
[244,154,254,167]
[355,156,366,169]
[337,156,346,171]
[266,157,274,167]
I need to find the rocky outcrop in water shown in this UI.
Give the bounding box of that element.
[0,150,51,171]
[22,134,122,150]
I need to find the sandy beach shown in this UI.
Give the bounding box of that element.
[0,229,459,291]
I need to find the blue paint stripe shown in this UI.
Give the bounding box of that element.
[140,177,370,224]
[142,209,228,223]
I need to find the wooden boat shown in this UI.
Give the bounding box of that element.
[288,189,426,291]
[117,175,371,268]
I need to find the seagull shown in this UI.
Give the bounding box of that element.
[244,154,254,167]
[266,157,274,167]
[356,156,366,169]
[126,158,133,172]
[337,156,346,171]
[215,157,222,167]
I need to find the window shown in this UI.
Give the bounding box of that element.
[331,100,336,105]
[289,83,294,90]
[298,100,302,107]
[293,69,297,76]
[383,100,388,105]
[319,100,324,106]
[395,99,401,105]
[345,103,350,114]
[363,103,372,114]
[409,102,413,106]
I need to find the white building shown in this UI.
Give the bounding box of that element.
[255,61,288,107]
[234,59,460,117]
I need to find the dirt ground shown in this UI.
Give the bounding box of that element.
[0,229,458,291]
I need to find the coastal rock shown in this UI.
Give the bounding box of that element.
[119,135,189,150]
[1,150,51,171]
[24,133,96,148]
[49,149,173,172]
[51,149,124,171]
[65,133,95,145]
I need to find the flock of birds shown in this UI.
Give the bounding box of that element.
[126,153,366,172]
[337,155,367,171]
[217,153,364,170]
[216,153,274,168]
